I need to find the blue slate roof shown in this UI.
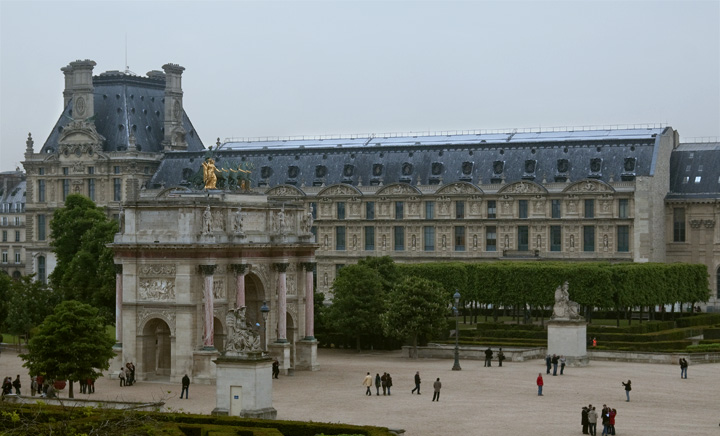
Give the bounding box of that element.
[667,142,720,199]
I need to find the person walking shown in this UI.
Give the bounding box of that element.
[600,405,610,435]
[180,374,190,399]
[119,367,126,387]
[484,347,493,367]
[497,348,505,367]
[381,372,387,395]
[30,376,38,396]
[386,373,393,395]
[12,375,21,395]
[272,359,280,379]
[679,358,688,379]
[609,408,617,435]
[363,372,373,396]
[374,373,381,396]
[551,354,559,376]
[587,406,598,436]
[581,405,589,434]
[432,378,441,402]
[545,354,552,374]
[621,380,631,401]
[411,371,421,394]
[536,373,544,396]
[560,355,566,375]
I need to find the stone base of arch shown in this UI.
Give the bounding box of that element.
[192,348,220,385]
[295,339,319,371]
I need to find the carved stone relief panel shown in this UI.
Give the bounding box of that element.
[138,278,176,301]
[202,279,226,299]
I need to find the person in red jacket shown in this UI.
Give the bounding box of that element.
[608,408,617,435]
[536,373,544,396]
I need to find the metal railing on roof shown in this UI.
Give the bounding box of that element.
[680,137,719,143]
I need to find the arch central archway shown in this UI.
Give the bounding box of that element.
[244,273,266,349]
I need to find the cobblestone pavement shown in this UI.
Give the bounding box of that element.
[2,348,719,435]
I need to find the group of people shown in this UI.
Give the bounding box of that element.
[545,354,567,376]
[362,371,443,402]
[1,375,20,396]
[581,404,618,436]
[483,347,506,367]
[119,362,136,387]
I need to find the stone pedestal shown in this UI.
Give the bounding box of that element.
[268,342,291,375]
[295,339,319,371]
[212,353,276,419]
[547,320,589,366]
[192,348,220,385]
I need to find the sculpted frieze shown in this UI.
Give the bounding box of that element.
[435,182,481,195]
[564,180,614,194]
[499,181,545,195]
[139,264,177,276]
[138,278,176,301]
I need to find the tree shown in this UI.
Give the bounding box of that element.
[0,272,11,332]
[6,275,60,341]
[49,194,118,323]
[325,264,387,351]
[20,300,116,399]
[382,276,449,358]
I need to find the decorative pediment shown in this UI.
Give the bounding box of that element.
[58,120,105,146]
[317,183,362,197]
[266,184,305,197]
[434,182,483,196]
[563,179,615,194]
[376,183,421,196]
[497,181,547,195]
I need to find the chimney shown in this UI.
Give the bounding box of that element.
[69,59,97,121]
[61,64,74,108]
[161,63,187,150]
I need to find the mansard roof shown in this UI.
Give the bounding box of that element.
[667,142,720,200]
[40,71,204,155]
[150,127,669,190]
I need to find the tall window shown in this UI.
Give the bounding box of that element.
[486,226,497,251]
[551,200,561,219]
[617,225,629,252]
[583,226,595,252]
[14,251,20,264]
[1,250,6,263]
[673,208,686,242]
[454,226,466,251]
[38,180,46,202]
[518,226,529,251]
[584,199,594,218]
[114,179,122,201]
[487,200,497,219]
[62,179,69,201]
[550,225,562,251]
[15,231,20,242]
[394,226,405,251]
[395,202,404,220]
[424,226,435,251]
[519,200,528,219]
[364,226,375,250]
[618,199,629,219]
[114,166,121,174]
[455,201,465,219]
[366,202,375,220]
[88,179,95,201]
[337,202,345,220]
[14,217,20,226]
[425,201,435,219]
[1,231,5,241]
[37,214,46,241]
[38,256,46,283]
[335,226,346,250]
[310,202,317,219]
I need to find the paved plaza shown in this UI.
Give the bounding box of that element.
[1,348,718,435]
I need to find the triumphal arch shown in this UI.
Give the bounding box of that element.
[111,186,318,384]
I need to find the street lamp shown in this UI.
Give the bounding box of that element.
[260,301,270,352]
[452,290,461,371]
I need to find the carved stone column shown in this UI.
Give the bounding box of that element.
[273,263,289,343]
[115,264,123,345]
[199,264,217,348]
[301,262,316,339]
[230,263,250,308]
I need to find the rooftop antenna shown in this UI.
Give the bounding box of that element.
[124,33,135,75]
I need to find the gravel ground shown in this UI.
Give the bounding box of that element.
[1,348,718,435]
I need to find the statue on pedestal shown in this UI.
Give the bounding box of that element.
[551,281,583,320]
[225,307,261,355]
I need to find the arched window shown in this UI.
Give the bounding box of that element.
[38,256,46,284]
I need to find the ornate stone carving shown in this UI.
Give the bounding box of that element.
[287,275,297,295]
[435,182,480,195]
[139,278,176,300]
[140,264,176,276]
[377,183,418,196]
[229,264,250,275]
[551,281,583,321]
[320,184,356,196]
[267,185,303,197]
[565,180,613,193]
[198,264,217,275]
[287,303,298,324]
[501,181,544,194]
[212,209,225,232]
[137,308,176,336]
[224,307,261,355]
[209,279,225,299]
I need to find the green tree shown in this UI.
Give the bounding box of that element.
[49,194,118,323]
[6,275,59,341]
[20,300,115,399]
[382,276,449,358]
[325,264,386,351]
[0,272,11,332]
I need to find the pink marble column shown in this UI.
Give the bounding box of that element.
[302,262,316,339]
[199,264,217,348]
[230,264,249,308]
[115,264,123,344]
[274,263,289,343]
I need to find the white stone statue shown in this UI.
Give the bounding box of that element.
[233,207,244,233]
[225,306,261,354]
[552,281,582,320]
[202,206,212,234]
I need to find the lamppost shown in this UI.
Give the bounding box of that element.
[260,301,270,352]
[452,290,461,371]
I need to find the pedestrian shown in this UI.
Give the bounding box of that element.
[374,373,381,396]
[587,406,598,436]
[621,380,631,401]
[362,372,373,396]
[272,359,280,379]
[386,373,393,395]
[592,337,597,347]
[2,377,12,396]
[536,373,544,396]
[119,367,126,387]
[180,373,190,399]
[484,347,493,367]
[601,405,610,435]
[79,377,87,394]
[381,372,387,395]
[87,377,95,394]
[581,405,589,434]
[432,378,441,402]
[12,375,21,395]
[545,354,552,374]
[551,354,559,376]
[497,348,505,367]
[30,376,38,396]
[609,408,617,435]
[411,371,421,394]
[560,355,566,375]
[679,357,688,379]
[128,362,136,385]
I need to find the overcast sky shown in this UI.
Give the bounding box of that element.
[1,0,718,172]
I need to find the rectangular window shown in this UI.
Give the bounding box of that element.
[455,201,465,219]
[38,168,45,176]
[364,226,375,250]
[395,201,404,220]
[424,226,435,251]
[62,179,69,200]
[1,231,6,242]
[366,202,375,220]
[14,217,20,226]
[1,251,7,264]
[38,256,46,283]
[394,226,405,251]
[14,251,20,264]
[114,166,121,174]
[62,167,68,175]
[487,200,497,219]
[37,214,46,241]
[617,225,629,252]
[584,199,594,218]
[335,226,346,250]
[583,226,595,252]
[425,201,435,219]
[310,202,317,219]
[1,217,6,226]
[618,199,629,219]
[519,200,528,219]
[310,226,317,243]
[454,226,466,251]
[15,231,20,242]
[518,226,529,251]
[673,208,686,242]
[336,202,345,220]
[486,226,497,251]
[550,225,562,252]
[114,179,122,201]
[88,179,95,201]
[38,180,46,202]
[552,199,561,219]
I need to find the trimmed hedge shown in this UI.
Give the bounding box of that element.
[675,314,720,328]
